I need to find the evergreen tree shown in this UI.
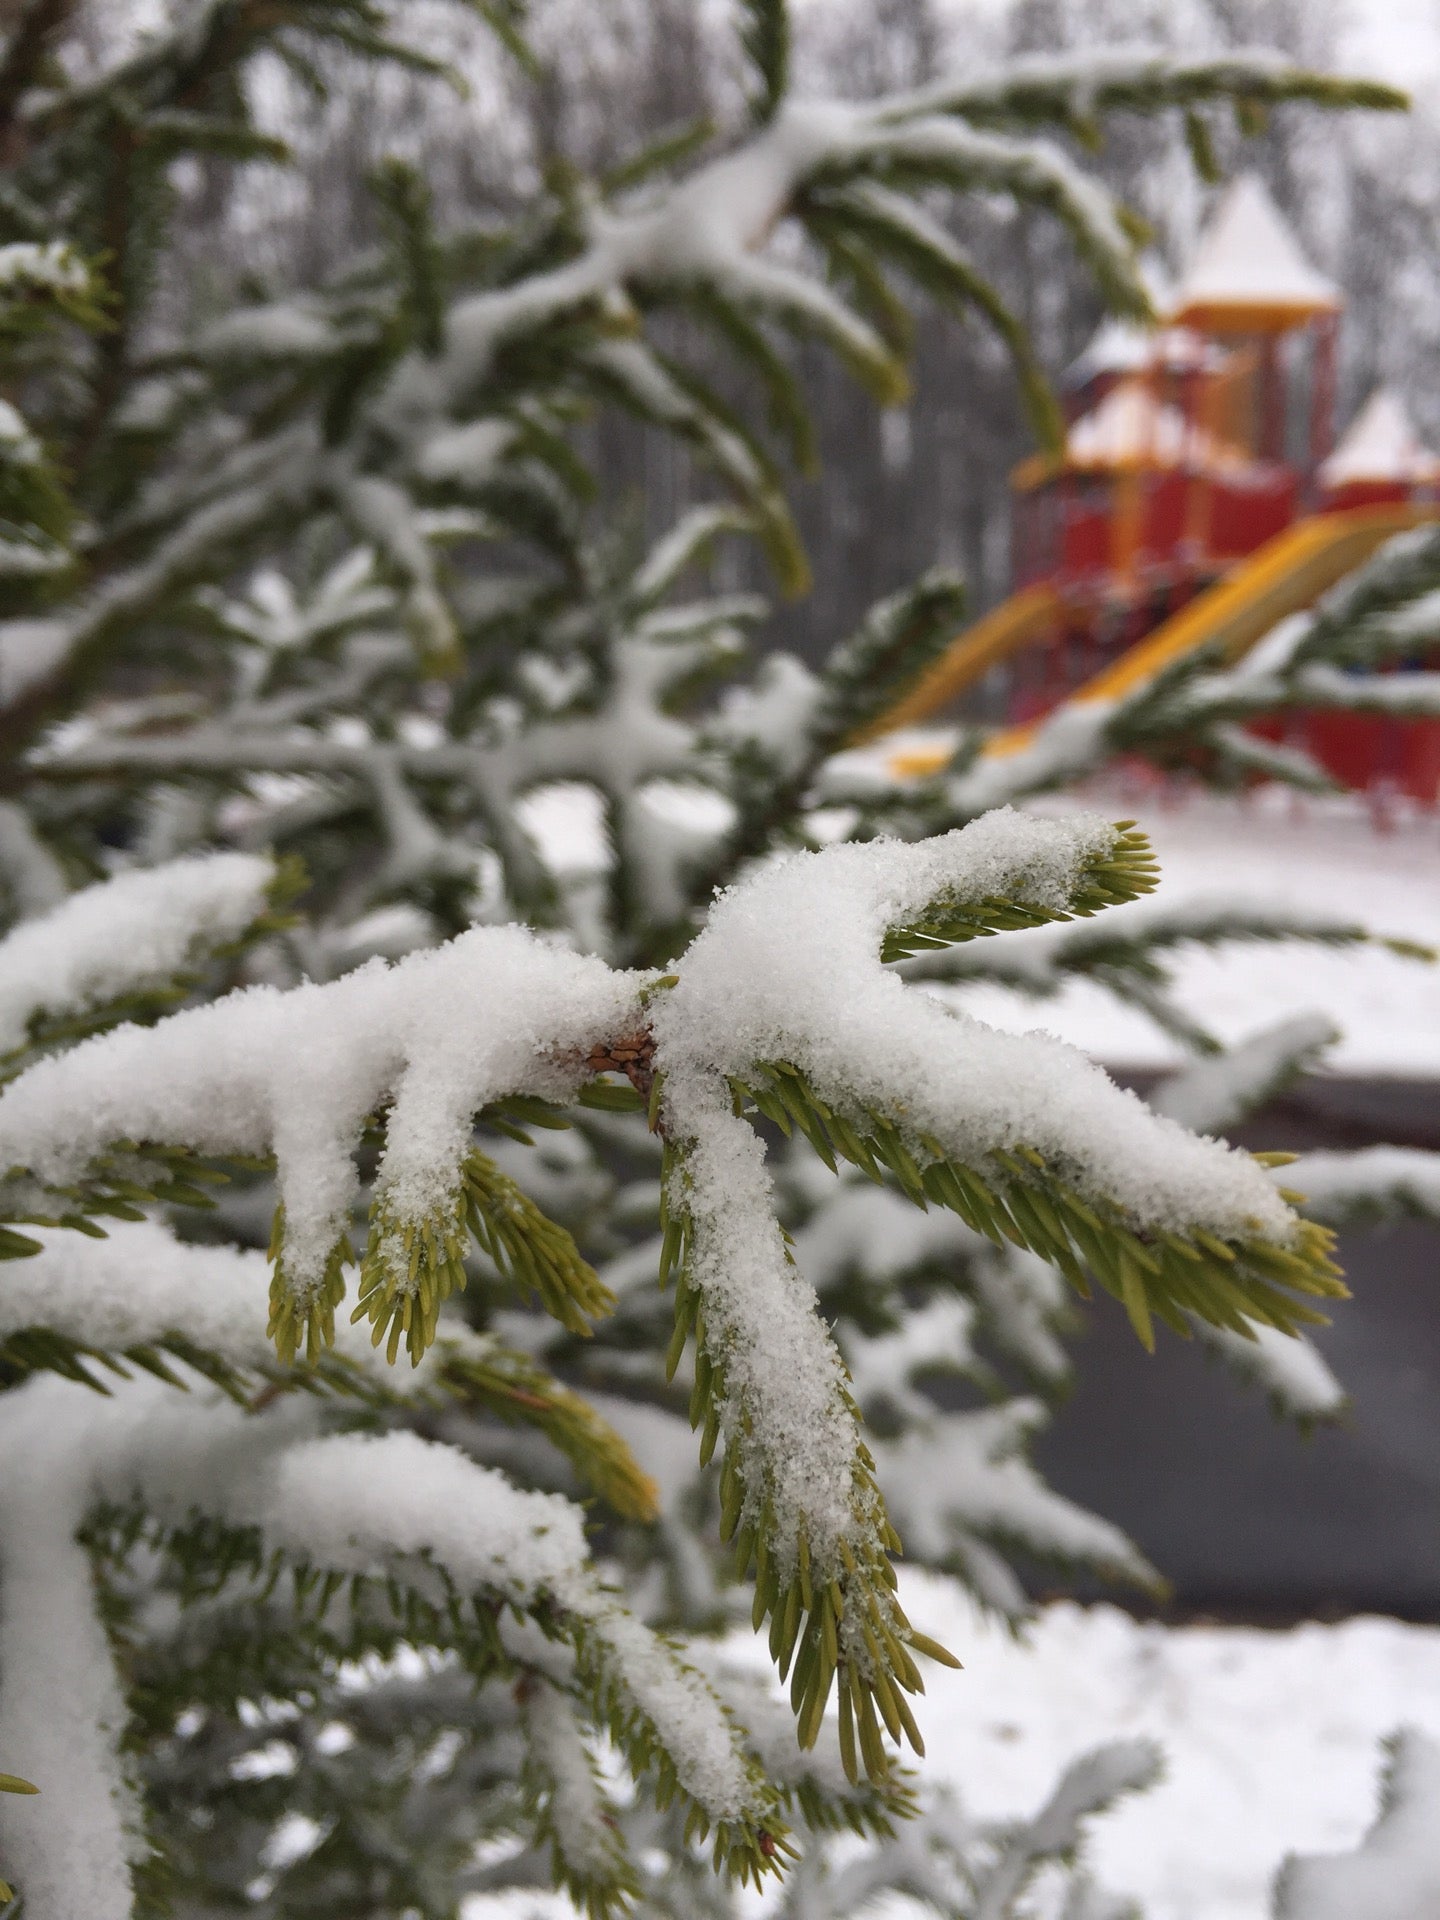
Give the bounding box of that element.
[0,3,1433,1914]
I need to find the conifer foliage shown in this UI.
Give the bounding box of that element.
[0,2,1429,1915]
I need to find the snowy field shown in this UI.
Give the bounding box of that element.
[860,1577,1440,1920]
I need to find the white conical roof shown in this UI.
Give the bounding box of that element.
[1065,316,1154,387]
[1065,256,1177,387]
[1066,379,1238,472]
[1065,321,1227,390]
[1174,173,1337,320]
[1320,388,1440,487]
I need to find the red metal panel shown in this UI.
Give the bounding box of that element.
[1208,473,1297,558]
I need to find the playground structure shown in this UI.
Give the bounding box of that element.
[877,176,1440,799]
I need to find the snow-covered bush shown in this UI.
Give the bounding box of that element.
[0,2,1434,1914]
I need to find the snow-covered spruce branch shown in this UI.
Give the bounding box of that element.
[1149,1014,1340,1137]
[23,546,970,961]
[1274,1728,1440,1920]
[0,927,648,1361]
[0,1218,660,1521]
[896,894,1432,1006]
[0,851,297,1072]
[638,814,1337,1780]
[777,1738,1160,1920]
[0,1375,780,1914]
[885,47,1406,133]
[1277,1146,1440,1228]
[0,29,1391,757]
[0,810,1343,1793]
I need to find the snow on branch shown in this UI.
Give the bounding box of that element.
[872,1402,1161,1619]
[0,1373,780,1912]
[0,927,650,1360]
[1192,1318,1345,1427]
[0,853,283,1062]
[646,808,1339,1786]
[887,47,1405,132]
[519,1676,637,1907]
[1280,1146,1440,1227]
[898,894,1432,999]
[1274,1729,1440,1920]
[1149,1014,1339,1137]
[780,1740,1161,1919]
[0,1218,660,1520]
[0,810,1348,1801]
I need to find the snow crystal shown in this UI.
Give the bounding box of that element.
[0,853,275,1055]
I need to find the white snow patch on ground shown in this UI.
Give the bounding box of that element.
[893,1580,1440,1920]
[943,792,1440,1077]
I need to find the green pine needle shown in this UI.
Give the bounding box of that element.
[343,1149,614,1368]
[739,0,790,125]
[880,822,1161,962]
[659,1137,959,1789]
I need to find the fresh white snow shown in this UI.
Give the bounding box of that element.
[932,793,1440,1076]
[896,1580,1440,1920]
[455,1583,1440,1920]
[0,853,275,1054]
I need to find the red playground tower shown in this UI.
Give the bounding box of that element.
[881,175,1440,801]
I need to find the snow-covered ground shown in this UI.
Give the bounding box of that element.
[919,788,1440,1078]
[887,1578,1440,1920]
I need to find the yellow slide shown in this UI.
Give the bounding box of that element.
[859,581,1061,739]
[880,503,1437,777]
